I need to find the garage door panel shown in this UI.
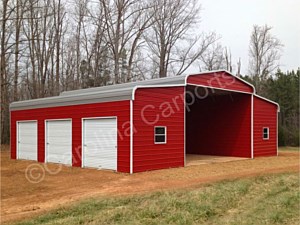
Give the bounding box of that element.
[19,122,37,130]
[48,122,71,128]
[19,131,37,138]
[19,131,36,136]
[83,118,117,170]
[48,132,71,138]
[19,151,37,160]
[17,121,37,161]
[84,152,116,159]
[47,145,71,152]
[101,161,116,170]
[84,129,116,137]
[47,153,70,164]
[48,137,71,145]
[48,141,71,146]
[85,141,115,149]
[84,147,116,155]
[18,143,37,151]
[48,128,71,135]
[19,137,37,144]
[46,120,72,165]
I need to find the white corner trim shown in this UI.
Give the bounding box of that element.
[277,112,279,156]
[251,94,254,159]
[254,94,280,112]
[183,86,186,167]
[130,100,133,174]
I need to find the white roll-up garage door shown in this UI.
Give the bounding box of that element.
[17,121,38,160]
[82,117,117,170]
[46,120,72,165]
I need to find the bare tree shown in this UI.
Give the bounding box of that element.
[74,0,89,88]
[100,0,153,83]
[248,24,283,92]
[198,43,234,72]
[224,47,232,72]
[53,0,65,94]
[236,57,241,77]
[199,43,224,71]
[1,0,14,144]
[145,0,217,78]
[0,0,236,144]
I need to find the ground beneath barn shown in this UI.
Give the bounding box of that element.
[1,146,299,224]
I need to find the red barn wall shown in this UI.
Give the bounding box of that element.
[10,100,130,173]
[186,93,251,157]
[188,71,254,93]
[133,87,185,172]
[253,96,278,157]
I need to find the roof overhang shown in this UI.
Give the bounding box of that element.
[9,70,261,111]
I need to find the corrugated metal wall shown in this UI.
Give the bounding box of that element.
[188,72,254,93]
[133,87,185,172]
[10,72,278,173]
[186,93,252,157]
[253,96,278,156]
[10,100,131,173]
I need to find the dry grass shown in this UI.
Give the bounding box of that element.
[13,173,300,225]
[1,145,299,224]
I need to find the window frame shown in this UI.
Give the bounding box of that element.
[154,126,167,144]
[263,127,269,140]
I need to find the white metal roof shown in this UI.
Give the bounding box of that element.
[11,70,274,111]
[10,74,187,110]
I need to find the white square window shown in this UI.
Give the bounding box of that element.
[263,127,269,140]
[154,126,167,144]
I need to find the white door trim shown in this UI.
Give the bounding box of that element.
[130,100,133,174]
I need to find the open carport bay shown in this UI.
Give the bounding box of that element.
[186,85,251,158]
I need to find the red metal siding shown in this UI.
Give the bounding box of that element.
[186,93,252,157]
[253,96,278,157]
[133,87,185,172]
[10,100,130,173]
[187,71,254,93]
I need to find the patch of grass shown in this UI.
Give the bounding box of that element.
[279,146,299,151]
[14,173,300,225]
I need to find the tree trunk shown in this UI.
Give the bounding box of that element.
[0,0,9,144]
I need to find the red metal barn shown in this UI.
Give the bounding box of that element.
[10,71,279,173]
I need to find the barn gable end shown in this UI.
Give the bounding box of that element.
[187,71,254,93]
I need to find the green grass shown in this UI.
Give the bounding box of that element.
[279,146,299,151]
[15,173,300,225]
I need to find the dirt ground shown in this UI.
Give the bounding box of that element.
[1,146,299,224]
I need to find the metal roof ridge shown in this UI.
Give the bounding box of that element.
[60,74,187,96]
[10,86,134,106]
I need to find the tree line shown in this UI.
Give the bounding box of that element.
[0,0,226,144]
[243,69,299,146]
[1,0,298,146]
[242,25,299,146]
